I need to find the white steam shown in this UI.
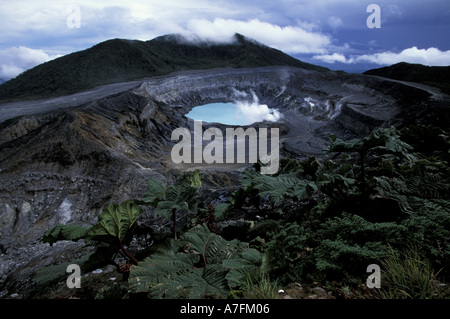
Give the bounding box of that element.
[234,91,282,125]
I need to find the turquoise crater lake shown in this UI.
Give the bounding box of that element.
[186,102,281,126]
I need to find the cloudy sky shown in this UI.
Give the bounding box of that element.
[0,0,449,82]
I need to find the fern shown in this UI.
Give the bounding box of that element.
[326,127,416,197]
[239,161,316,203]
[223,248,264,288]
[140,170,202,239]
[327,127,414,158]
[249,173,317,203]
[128,224,262,299]
[237,153,359,209]
[374,172,450,216]
[406,173,450,200]
[142,170,201,216]
[258,125,450,285]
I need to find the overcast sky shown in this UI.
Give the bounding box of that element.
[0,0,449,82]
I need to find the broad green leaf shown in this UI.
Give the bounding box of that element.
[214,203,230,221]
[142,178,166,205]
[42,224,90,245]
[88,200,143,242]
[165,184,182,202]
[155,200,188,219]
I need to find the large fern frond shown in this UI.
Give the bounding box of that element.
[128,224,262,299]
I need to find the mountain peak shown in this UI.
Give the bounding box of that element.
[0,34,328,101]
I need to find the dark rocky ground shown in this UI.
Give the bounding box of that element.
[0,66,449,298]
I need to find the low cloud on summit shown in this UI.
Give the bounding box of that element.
[186,18,331,54]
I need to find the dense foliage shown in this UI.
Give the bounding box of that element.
[35,124,450,299]
[128,224,262,299]
[230,125,450,287]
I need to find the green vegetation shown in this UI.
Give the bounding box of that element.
[236,274,280,299]
[378,246,445,299]
[34,124,450,299]
[33,200,144,288]
[0,33,328,102]
[235,126,450,289]
[139,170,202,240]
[42,200,143,265]
[128,224,263,299]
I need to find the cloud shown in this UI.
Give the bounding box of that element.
[0,46,62,81]
[327,16,343,29]
[356,47,450,66]
[313,47,450,66]
[186,18,331,54]
[1,0,448,76]
[313,52,348,64]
